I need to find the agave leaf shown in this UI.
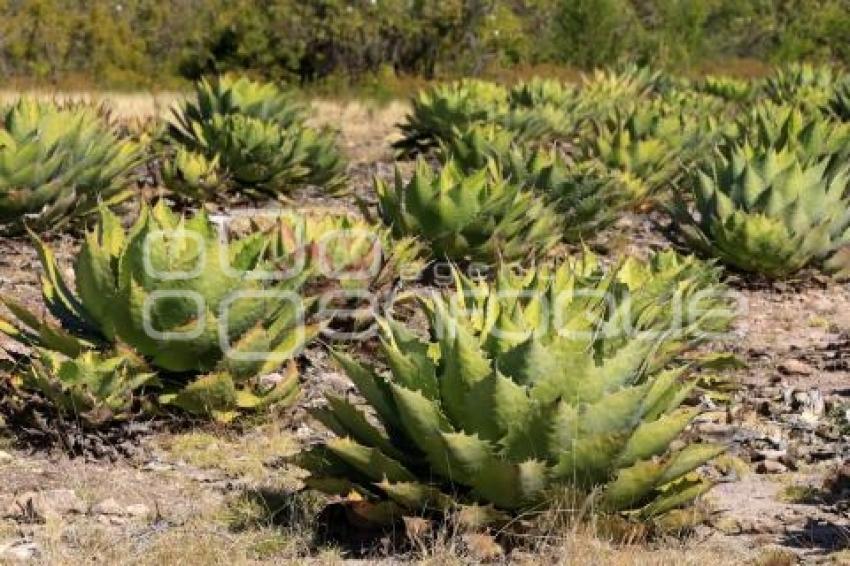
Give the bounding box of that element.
[331,351,402,435]
[376,479,455,511]
[659,443,726,484]
[317,393,407,463]
[462,370,531,443]
[160,372,238,419]
[601,458,666,512]
[616,407,701,468]
[326,437,416,484]
[441,431,547,509]
[639,476,714,518]
[390,383,454,475]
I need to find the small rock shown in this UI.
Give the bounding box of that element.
[5,489,86,521]
[756,460,787,474]
[0,451,13,465]
[91,498,125,517]
[756,400,775,416]
[806,445,836,462]
[753,449,787,462]
[696,423,734,437]
[0,540,40,561]
[778,359,814,376]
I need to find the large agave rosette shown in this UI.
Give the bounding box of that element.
[1,202,322,421]
[298,252,729,524]
[0,99,141,233]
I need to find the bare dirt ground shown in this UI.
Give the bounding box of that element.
[0,100,849,564]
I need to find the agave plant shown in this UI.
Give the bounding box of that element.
[697,76,756,103]
[762,63,836,108]
[508,77,578,110]
[0,202,321,421]
[437,124,517,173]
[0,99,142,233]
[393,80,508,157]
[827,79,850,122]
[670,144,850,278]
[160,148,223,199]
[298,255,726,523]
[264,211,425,336]
[725,103,850,168]
[268,210,425,291]
[7,348,159,427]
[438,124,632,241]
[576,65,678,118]
[504,78,582,139]
[167,75,346,196]
[581,65,659,101]
[376,159,562,263]
[459,250,734,366]
[579,104,703,206]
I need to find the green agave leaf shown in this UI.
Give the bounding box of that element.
[326,437,416,484]
[462,370,531,443]
[616,407,701,468]
[376,479,455,511]
[160,372,238,420]
[441,431,548,510]
[640,476,715,518]
[659,443,726,484]
[332,351,402,435]
[317,393,406,462]
[390,383,454,476]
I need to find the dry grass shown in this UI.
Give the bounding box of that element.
[0,90,182,120]
[311,99,408,163]
[154,425,299,484]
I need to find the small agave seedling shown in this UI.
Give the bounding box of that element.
[670,144,850,278]
[167,75,346,196]
[0,99,142,234]
[263,210,425,336]
[0,202,322,422]
[9,348,160,427]
[298,252,728,525]
[269,210,425,293]
[375,159,563,263]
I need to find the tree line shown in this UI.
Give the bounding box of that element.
[1,0,848,88]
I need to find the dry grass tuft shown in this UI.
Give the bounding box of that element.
[155,425,299,484]
[311,99,408,163]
